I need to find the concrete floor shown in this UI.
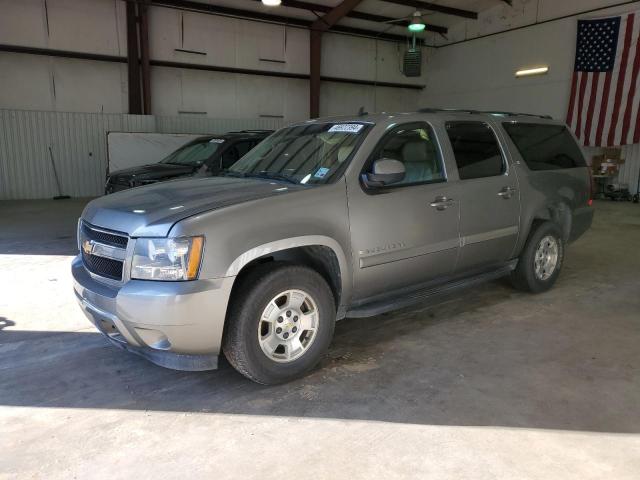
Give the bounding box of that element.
[1,199,639,479]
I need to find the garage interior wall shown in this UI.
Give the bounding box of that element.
[0,0,426,121]
[421,0,640,192]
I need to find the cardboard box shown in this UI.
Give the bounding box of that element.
[592,148,625,175]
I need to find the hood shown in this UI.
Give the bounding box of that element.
[83,176,305,237]
[109,163,196,183]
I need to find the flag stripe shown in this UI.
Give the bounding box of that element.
[595,72,613,146]
[584,72,601,145]
[608,14,634,146]
[589,70,606,144]
[622,20,640,143]
[575,72,589,140]
[566,71,579,126]
[602,18,628,147]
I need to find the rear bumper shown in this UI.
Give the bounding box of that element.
[72,255,234,371]
[570,206,595,243]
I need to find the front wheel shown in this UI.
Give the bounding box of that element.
[510,221,564,293]
[223,263,336,384]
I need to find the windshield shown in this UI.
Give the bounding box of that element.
[160,139,222,166]
[227,122,369,184]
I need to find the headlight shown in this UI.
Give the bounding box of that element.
[131,236,204,281]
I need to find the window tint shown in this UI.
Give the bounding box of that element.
[446,122,505,180]
[235,140,254,158]
[371,124,444,186]
[160,141,220,167]
[502,123,587,170]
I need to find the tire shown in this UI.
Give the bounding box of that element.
[510,221,565,293]
[222,262,336,385]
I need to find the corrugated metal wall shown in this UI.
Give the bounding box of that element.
[0,109,283,200]
[617,144,640,194]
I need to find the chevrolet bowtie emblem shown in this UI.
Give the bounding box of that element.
[82,239,93,255]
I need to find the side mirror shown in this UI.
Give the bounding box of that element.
[362,158,406,188]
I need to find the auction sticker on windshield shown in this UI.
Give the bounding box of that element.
[328,124,364,134]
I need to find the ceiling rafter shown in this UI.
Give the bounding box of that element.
[147,0,443,42]
[249,0,448,34]
[381,0,478,19]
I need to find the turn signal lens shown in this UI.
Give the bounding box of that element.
[187,236,204,280]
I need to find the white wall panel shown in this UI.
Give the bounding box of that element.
[375,86,422,113]
[180,69,237,117]
[320,82,375,117]
[0,0,47,47]
[46,0,124,55]
[51,58,127,113]
[236,75,284,119]
[182,11,237,65]
[148,5,182,61]
[0,53,53,111]
[236,21,286,69]
[149,66,182,117]
[322,34,375,82]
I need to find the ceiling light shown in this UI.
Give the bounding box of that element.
[408,11,426,32]
[515,66,549,77]
[262,0,282,6]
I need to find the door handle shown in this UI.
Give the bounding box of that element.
[430,196,455,210]
[498,186,517,199]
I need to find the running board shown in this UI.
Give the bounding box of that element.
[347,262,516,318]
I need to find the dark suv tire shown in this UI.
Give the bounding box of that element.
[223,263,336,384]
[510,221,565,293]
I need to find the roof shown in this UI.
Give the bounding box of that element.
[295,109,560,128]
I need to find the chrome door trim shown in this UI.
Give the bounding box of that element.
[461,226,519,246]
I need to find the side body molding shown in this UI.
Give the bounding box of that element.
[224,235,353,318]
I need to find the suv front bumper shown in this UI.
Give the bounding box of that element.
[72,255,234,371]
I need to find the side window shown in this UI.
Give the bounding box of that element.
[369,123,445,186]
[221,146,240,169]
[235,140,254,159]
[502,123,586,170]
[446,122,505,180]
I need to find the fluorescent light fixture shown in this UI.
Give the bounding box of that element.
[515,66,549,77]
[262,0,282,6]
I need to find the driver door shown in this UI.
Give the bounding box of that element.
[347,122,461,301]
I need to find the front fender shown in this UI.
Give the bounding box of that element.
[224,235,352,317]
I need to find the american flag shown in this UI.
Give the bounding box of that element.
[566,12,640,147]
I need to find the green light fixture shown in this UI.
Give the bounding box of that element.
[408,11,426,32]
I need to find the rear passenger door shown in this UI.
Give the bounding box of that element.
[445,121,520,272]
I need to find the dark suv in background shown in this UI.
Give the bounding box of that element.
[105,130,272,193]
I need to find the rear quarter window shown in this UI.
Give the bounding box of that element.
[502,123,586,170]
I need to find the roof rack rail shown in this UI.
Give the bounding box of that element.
[482,111,553,120]
[417,107,552,120]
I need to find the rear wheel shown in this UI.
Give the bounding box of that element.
[510,221,564,293]
[223,263,335,384]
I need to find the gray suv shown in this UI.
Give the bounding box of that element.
[73,110,594,384]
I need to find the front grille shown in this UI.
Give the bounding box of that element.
[80,221,129,281]
[81,222,128,248]
[82,253,124,280]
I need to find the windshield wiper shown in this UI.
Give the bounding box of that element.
[245,171,298,184]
